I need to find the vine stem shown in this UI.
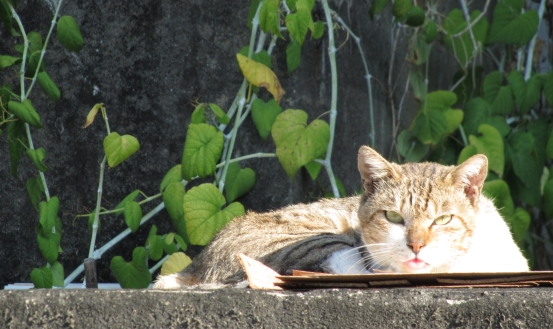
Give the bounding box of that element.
[26,0,64,98]
[320,0,339,198]
[335,15,375,149]
[524,0,547,81]
[64,202,166,287]
[88,156,106,258]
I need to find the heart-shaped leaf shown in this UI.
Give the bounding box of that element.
[56,15,83,52]
[483,71,514,115]
[39,196,59,235]
[487,0,538,46]
[145,225,164,261]
[237,53,285,103]
[286,8,312,45]
[8,99,43,128]
[411,109,448,145]
[224,163,256,203]
[124,201,142,233]
[181,123,224,181]
[311,21,324,39]
[457,145,478,165]
[37,71,60,102]
[160,165,182,192]
[163,181,189,245]
[51,261,65,287]
[462,97,491,136]
[424,90,458,112]
[443,109,464,135]
[506,132,540,190]
[259,0,283,38]
[507,70,544,114]
[161,252,192,276]
[103,132,140,168]
[31,266,53,289]
[114,190,140,216]
[304,160,323,180]
[0,55,20,69]
[26,147,49,172]
[110,247,152,288]
[251,98,282,139]
[397,129,429,162]
[26,177,44,209]
[271,109,330,178]
[36,220,61,264]
[443,9,489,68]
[468,124,504,177]
[183,183,245,246]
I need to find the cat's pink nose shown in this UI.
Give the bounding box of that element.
[408,243,425,253]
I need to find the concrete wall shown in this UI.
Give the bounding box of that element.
[2,288,553,328]
[0,0,463,287]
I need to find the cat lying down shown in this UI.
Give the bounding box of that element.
[153,146,528,289]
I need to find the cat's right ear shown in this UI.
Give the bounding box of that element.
[358,146,398,195]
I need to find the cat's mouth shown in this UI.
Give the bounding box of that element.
[404,258,429,271]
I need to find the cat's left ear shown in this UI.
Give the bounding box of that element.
[452,154,488,204]
[358,146,398,195]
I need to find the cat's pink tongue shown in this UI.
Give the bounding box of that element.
[406,258,427,270]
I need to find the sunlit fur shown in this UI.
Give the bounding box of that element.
[153,146,528,289]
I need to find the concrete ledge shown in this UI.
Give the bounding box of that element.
[2,288,553,328]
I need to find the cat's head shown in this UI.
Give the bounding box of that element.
[356,146,488,273]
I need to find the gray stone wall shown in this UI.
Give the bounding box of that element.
[0,0,461,287]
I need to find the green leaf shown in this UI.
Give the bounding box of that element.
[546,129,553,160]
[208,103,230,125]
[251,98,282,139]
[181,123,224,181]
[26,177,44,209]
[508,207,530,246]
[160,164,182,192]
[183,183,245,246]
[8,99,43,128]
[190,103,206,124]
[28,31,43,53]
[224,163,256,203]
[424,90,457,112]
[103,132,140,168]
[31,266,53,289]
[162,234,179,255]
[163,181,189,245]
[482,179,514,221]
[286,9,311,45]
[462,97,491,136]
[396,129,429,162]
[8,120,26,177]
[114,190,140,216]
[56,16,83,52]
[51,261,64,287]
[271,109,330,178]
[457,145,478,165]
[443,9,489,68]
[506,132,540,192]
[145,225,164,261]
[507,71,543,114]
[304,160,323,180]
[174,234,187,251]
[484,116,510,137]
[483,71,514,115]
[259,0,282,38]
[0,55,20,69]
[0,0,17,36]
[26,147,49,172]
[286,37,302,73]
[369,0,391,18]
[544,71,553,107]
[543,179,553,218]
[453,66,484,105]
[124,201,142,233]
[411,109,448,145]
[409,69,426,101]
[412,33,431,65]
[392,0,411,19]
[247,0,261,29]
[110,247,152,289]
[468,124,504,177]
[39,196,59,235]
[161,252,192,275]
[425,20,437,43]
[37,71,60,102]
[405,5,425,27]
[443,109,463,135]
[311,21,324,39]
[36,221,61,264]
[487,0,538,46]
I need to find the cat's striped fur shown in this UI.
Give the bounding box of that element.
[153,146,528,288]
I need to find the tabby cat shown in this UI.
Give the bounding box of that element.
[153,146,528,288]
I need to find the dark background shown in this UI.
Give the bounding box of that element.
[0,0,464,287]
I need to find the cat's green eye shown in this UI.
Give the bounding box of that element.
[385,211,404,224]
[434,214,453,225]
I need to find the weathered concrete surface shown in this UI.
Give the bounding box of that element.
[0,0,468,287]
[2,288,553,328]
